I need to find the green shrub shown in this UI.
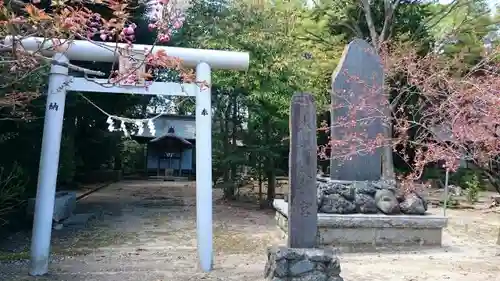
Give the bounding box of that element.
[121,139,145,174]
[0,163,28,225]
[464,173,480,203]
[451,168,483,203]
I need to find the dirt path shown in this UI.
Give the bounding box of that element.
[1,180,500,281]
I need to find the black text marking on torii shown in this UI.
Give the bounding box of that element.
[201,108,208,116]
[48,102,59,111]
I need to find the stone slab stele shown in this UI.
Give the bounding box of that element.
[330,39,386,181]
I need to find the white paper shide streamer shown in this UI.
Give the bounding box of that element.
[106,116,115,132]
[135,120,144,135]
[120,120,129,137]
[147,119,156,136]
[105,116,157,137]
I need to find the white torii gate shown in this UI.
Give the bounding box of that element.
[5,37,249,276]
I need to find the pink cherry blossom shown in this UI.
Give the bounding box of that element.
[173,20,183,29]
[158,33,170,42]
[320,41,500,189]
[124,26,134,35]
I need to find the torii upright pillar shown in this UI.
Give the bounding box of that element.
[195,62,212,271]
[30,53,69,275]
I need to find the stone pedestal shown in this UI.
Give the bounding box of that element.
[274,199,448,248]
[265,246,344,281]
[27,191,77,222]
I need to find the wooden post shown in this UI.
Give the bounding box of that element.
[157,151,160,177]
[288,93,318,248]
[169,154,173,171]
[192,146,196,179]
[144,144,148,177]
[179,148,183,176]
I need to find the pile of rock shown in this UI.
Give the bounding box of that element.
[315,175,428,215]
[265,246,343,281]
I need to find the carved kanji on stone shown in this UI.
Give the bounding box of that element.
[288,93,318,248]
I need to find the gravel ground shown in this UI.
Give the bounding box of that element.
[1,180,499,281]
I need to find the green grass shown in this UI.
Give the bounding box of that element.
[0,250,30,261]
[0,228,140,262]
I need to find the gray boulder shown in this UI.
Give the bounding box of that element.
[354,193,378,214]
[319,194,356,214]
[323,183,355,201]
[414,191,428,211]
[353,181,377,196]
[317,181,330,205]
[394,188,406,203]
[374,189,400,214]
[289,259,315,276]
[371,179,396,191]
[400,192,427,215]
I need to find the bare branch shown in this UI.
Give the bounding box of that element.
[379,0,401,43]
[359,0,380,48]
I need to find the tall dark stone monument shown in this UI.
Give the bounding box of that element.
[288,93,318,248]
[330,39,385,181]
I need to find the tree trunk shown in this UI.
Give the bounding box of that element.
[258,157,263,205]
[263,117,276,206]
[382,106,395,180]
[230,94,238,182]
[114,153,123,171]
[222,100,235,199]
[480,167,500,194]
[266,169,276,206]
[222,113,230,183]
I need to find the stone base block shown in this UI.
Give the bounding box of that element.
[27,191,77,222]
[62,212,98,227]
[265,246,344,281]
[274,199,447,248]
